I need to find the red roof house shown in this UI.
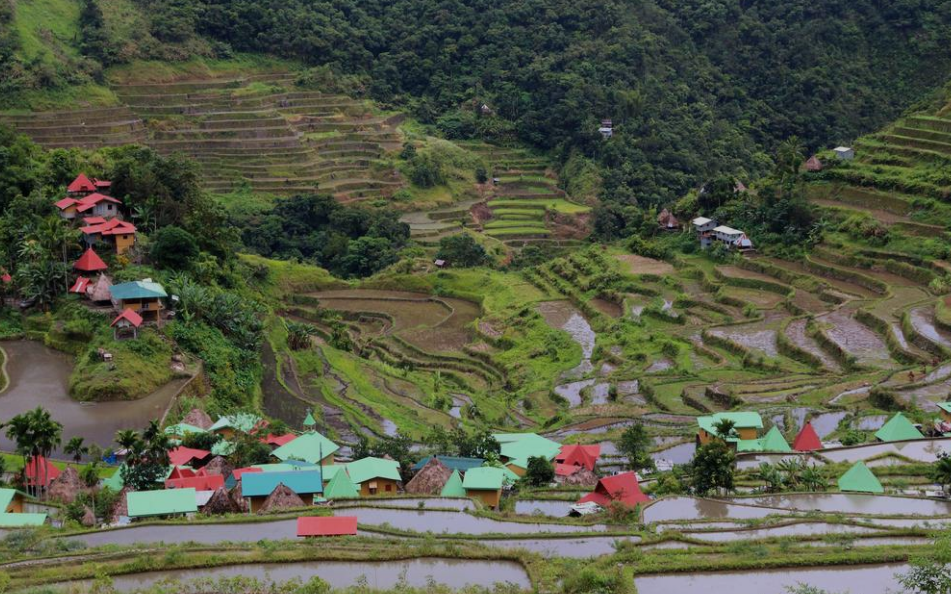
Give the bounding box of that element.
[1,270,11,284]
[67,174,97,195]
[297,516,358,537]
[25,456,61,487]
[75,193,122,214]
[792,422,823,452]
[111,309,143,328]
[232,467,264,481]
[578,472,649,508]
[260,434,298,447]
[168,446,212,467]
[165,473,225,491]
[168,467,197,481]
[74,247,107,272]
[555,444,601,476]
[69,276,91,294]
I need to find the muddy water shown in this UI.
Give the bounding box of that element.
[340,507,606,534]
[709,324,780,358]
[514,499,570,516]
[591,298,622,318]
[635,564,906,594]
[335,498,474,511]
[0,341,183,454]
[685,522,879,542]
[853,415,887,430]
[643,497,790,523]
[822,439,951,463]
[818,307,896,368]
[910,306,951,348]
[554,379,593,407]
[67,558,531,592]
[726,493,951,516]
[73,519,302,546]
[810,411,847,438]
[651,442,696,465]
[537,301,596,379]
[785,318,841,371]
[645,358,673,373]
[488,536,639,557]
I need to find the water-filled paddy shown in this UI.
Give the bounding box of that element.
[537,300,596,378]
[643,497,791,523]
[684,522,879,542]
[514,499,571,516]
[338,507,607,534]
[821,439,951,463]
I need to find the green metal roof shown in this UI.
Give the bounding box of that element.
[109,280,167,301]
[272,431,339,463]
[440,470,466,497]
[697,412,764,438]
[346,457,401,484]
[304,411,317,427]
[493,433,561,462]
[0,489,16,511]
[209,413,261,434]
[127,488,198,517]
[412,456,485,473]
[462,467,504,491]
[759,427,792,452]
[211,440,236,457]
[241,470,323,498]
[938,402,951,415]
[735,439,765,452]
[837,461,884,494]
[320,465,344,481]
[0,513,46,527]
[874,413,923,442]
[324,468,359,499]
[251,463,302,473]
[164,423,206,436]
[102,466,125,491]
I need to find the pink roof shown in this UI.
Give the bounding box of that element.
[81,217,136,237]
[111,309,143,328]
[74,248,107,272]
[1,271,11,284]
[55,197,78,210]
[168,446,211,467]
[232,467,264,481]
[578,472,649,508]
[82,216,107,225]
[167,467,197,480]
[261,433,298,447]
[793,422,823,451]
[67,174,97,194]
[555,444,600,471]
[69,276,91,294]
[165,474,225,491]
[75,193,121,213]
[94,179,112,188]
[297,516,358,537]
[25,456,61,487]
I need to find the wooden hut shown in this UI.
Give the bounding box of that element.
[405,458,452,495]
[257,483,305,514]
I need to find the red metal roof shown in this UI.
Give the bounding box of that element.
[94,179,111,188]
[75,193,121,213]
[1,271,11,284]
[74,248,107,272]
[578,472,649,508]
[67,174,97,194]
[261,433,298,447]
[81,217,136,237]
[232,467,264,481]
[555,444,600,471]
[111,309,143,328]
[25,456,61,487]
[165,474,225,491]
[792,422,823,451]
[69,276,91,294]
[82,216,107,225]
[297,516,358,537]
[168,446,211,467]
[167,467,197,480]
[55,197,78,210]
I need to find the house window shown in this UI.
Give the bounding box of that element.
[385,484,392,492]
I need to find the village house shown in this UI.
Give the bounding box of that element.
[322,468,359,499]
[837,461,883,494]
[792,422,823,451]
[345,457,402,496]
[271,430,338,465]
[440,470,466,497]
[81,218,137,255]
[578,472,649,509]
[209,413,264,440]
[711,225,754,252]
[874,412,923,442]
[461,467,504,508]
[241,470,323,512]
[696,412,764,449]
[0,511,47,527]
[127,488,199,520]
[833,146,855,161]
[110,280,167,325]
[0,488,27,513]
[804,156,823,172]
[657,208,680,231]
[56,174,115,220]
[493,433,562,477]
[111,308,143,340]
[691,217,717,248]
[598,119,613,139]
[554,444,600,476]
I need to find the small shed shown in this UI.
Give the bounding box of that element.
[74,247,108,273]
[434,259,446,268]
[758,427,792,452]
[804,156,823,172]
[874,413,923,442]
[405,457,452,495]
[440,470,466,497]
[462,467,505,508]
[111,308,143,340]
[833,146,855,161]
[792,422,823,451]
[87,274,113,303]
[657,209,680,231]
[127,488,198,519]
[323,468,359,499]
[258,483,306,514]
[69,276,91,295]
[837,461,883,494]
[297,516,358,537]
[271,430,338,465]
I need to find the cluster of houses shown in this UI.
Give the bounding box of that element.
[55,174,167,339]
[691,217,754,252]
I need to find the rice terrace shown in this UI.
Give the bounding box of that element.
[5,1,951,593]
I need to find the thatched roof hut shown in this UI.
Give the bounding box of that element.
[258,483,305,514]
[804,156,823,172]
[81,506,96,527]
[111,487,131,521]
[183,408,213,430]
[87,274,113,303]
[202,487,240,515]
[229,482,249,513]
[203,456,233,479]
[48,466,83,503]
[404,458,451,495]
[557,467,599,487]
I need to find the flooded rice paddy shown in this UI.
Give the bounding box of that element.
[335,498,474,511]
[784,318,841,371]
[0,341,183,454]
[722,494,951,516]
[335,507,607,534]
[536,300,596,378]
[487,536,639,557]
[821,439,951,463]
[910,305,951,348]
[514,499,571,516]
[642,497,790,523]
[817,307,896,368]
[684,522,879,542]
[635,563,906,594]
[63,558,531,592]
[650,441,696,465]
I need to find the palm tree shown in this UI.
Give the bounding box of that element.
[5,408,62,498]
[934,454,951,497]
[778,457,805,489]
[32,409,63,498]
[801,467,829,492]
[64,436,87,467]
[754,462,784,493]
[713,418,736,439]
[114,429,142,458]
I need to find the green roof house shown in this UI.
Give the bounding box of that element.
[345,457,402,496]
[697,412,764,446]
[0,513,46,527]
[272,431,339,465]
[164,423,206,439]
[874,413,923,442]
[837,461,884,494]
[303,410,317,429]
[758,426,792,452]
[110,280,168,324]
[462,467,505,508]
[440,470,466,497]
[0,488,27,513]
[209,413,262,438]
[127,488,198,518]
[493,433,562,476]
[324,469,359,499]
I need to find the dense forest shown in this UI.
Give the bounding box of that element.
[3,0,951,205]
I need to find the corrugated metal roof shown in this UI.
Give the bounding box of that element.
[272,431,339,463]
[0,513,46,526]
[345,457,401,484]
[127,488,198,517]
[297,516,357,537]
[241,470,323,498]
[462,467,504,491]
[110,280,167,300]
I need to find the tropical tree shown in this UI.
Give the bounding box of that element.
[114,429,141,453]
[898,534,951,594]
[754,463,784,493]
[286,320,318,350]
[64,436,87,466]
[801,467,829,492]
[933,453,951,497]
[6,407,63,498]
[616,422,655,474]
[690,440,736,496]
[523,456,555,487]
[713,418,736,439]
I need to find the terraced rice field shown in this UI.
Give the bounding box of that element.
[0,72,403,200]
